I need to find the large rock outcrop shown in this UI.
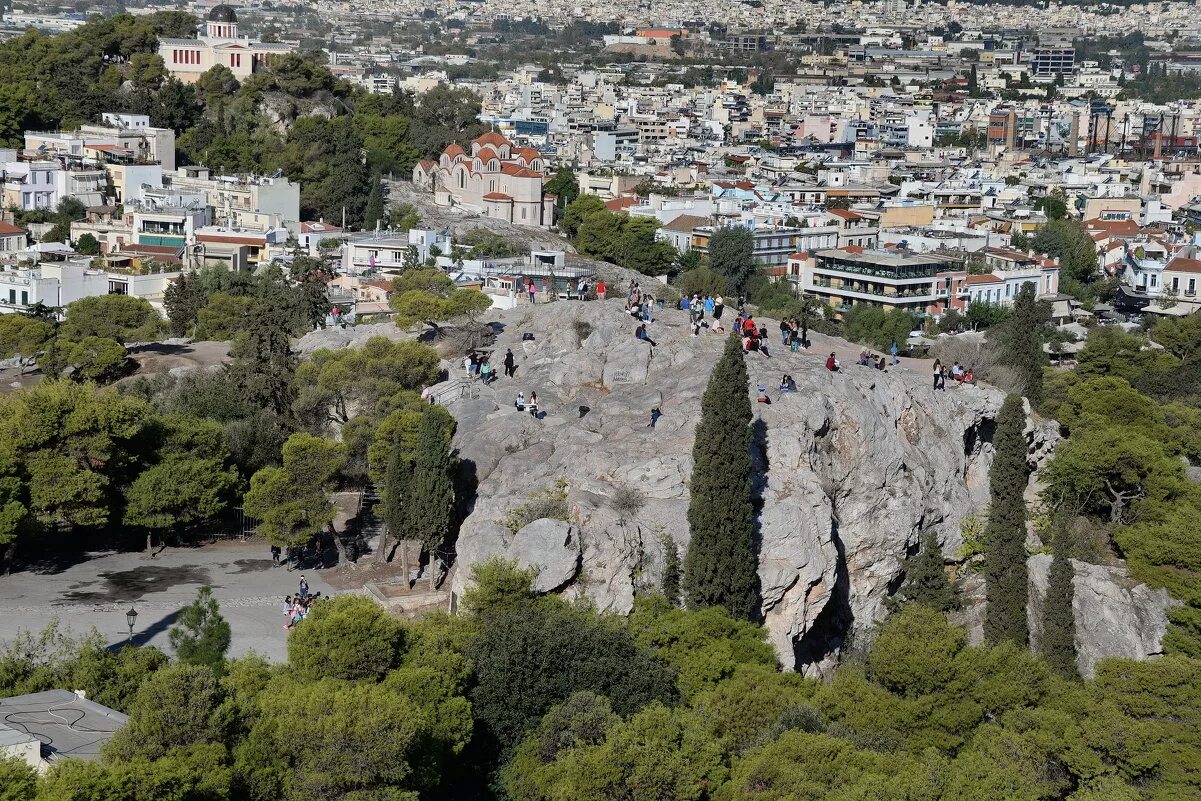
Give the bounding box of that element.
[1028,554,1178,678]
[436,297,1164,673]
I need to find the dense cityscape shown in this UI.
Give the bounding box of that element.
[0,0,1199,799]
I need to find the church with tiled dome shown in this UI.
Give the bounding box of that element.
[413,132,555,227]
[157,4,295,83]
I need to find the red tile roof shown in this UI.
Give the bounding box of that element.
[828,208,863,220]
[482,192,512,201]
[473,131,510,148]
[605,197,638,212]
[475,146,498,162]
[499,164,540,178]
[0,221,25,236]
[1167,256,1201,274]
[963,274,1001,285]
[444,143,466,157]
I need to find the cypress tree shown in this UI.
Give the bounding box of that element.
[996,283,1048,407]
[1042,521,1079,679]
[406,407,457,590]
[890,530,960,612]
[984,394,1030,646]
[364,174,385,231]
[683,333,759,620]
[377,444,412,584]
[661,535,681,607]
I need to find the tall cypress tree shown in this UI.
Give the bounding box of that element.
[996,283,1048,407]
[1042,521,1078,678]
[984,394,1030,646]
[406,407,457,590]
[661,535,681,607]
[377,444,412,583]
[683,333,759,620]
[889,530,960,612]
[364,174,385,231]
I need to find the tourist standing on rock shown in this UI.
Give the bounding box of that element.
[889,341,899,365]
[480,357,492,385]
[597,280,606,300]
[933,360,945,390]
[712,296,725,332]
[704,295,715,316]
[503,348,516,378]
[643,296,655,323]
[298,575,309,599]
[779,320,790,346]
[527,278,537,304]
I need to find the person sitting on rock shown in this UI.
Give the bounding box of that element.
[635,323,657,347]
[779,374,797,392]
[514,391,525,411]
[756,383,771,404]
[875,354,886,371]
[825,353,840,372]
[951,362,964,381]
[528,391,540,418]
[859,349,870,366]
[964,367,975,384]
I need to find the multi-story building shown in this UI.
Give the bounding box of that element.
[413,132,554,227]
[25,114,176,172]
[1030,47,1075,79]
[158,6,295,84]
[1,159,59,211]
[165,167,301,229]
[795,247,958,315]
[0,221,27,255]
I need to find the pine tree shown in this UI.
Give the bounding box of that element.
[661,535,681,607]
[1042,521,1078,679]
[405,407,457,590]
[890,530,960,612]
[996,283,1048,407]
[683,333,760,620]
[168,585,231,675]
[984,394,1030,646]
[364,174,385,231]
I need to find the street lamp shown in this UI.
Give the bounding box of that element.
[125,607,138,647]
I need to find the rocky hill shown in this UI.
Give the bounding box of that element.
[420,297,1173,676]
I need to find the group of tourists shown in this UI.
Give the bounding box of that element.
[464,351,496,385]
[677,293,727,335]
[932,360,975,389]
[514,390,540,417]
[625,282,657,321]
[282,576,324,629]
[776,318,810,352]
[856,349,891,371]
[736,314,774,356]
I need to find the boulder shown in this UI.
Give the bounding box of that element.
[1028,554,1178,678]
[450,519,580,597]
[511,519,582,593]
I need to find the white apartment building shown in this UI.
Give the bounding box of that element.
[165,167,301,228]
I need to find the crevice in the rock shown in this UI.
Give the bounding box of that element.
[962,416,996,462]
[793,515,853,675]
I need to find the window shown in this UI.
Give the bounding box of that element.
[7,290,14,304]
[1151,274,1158,287]
[20,291,27,305]
[1189,278,1197,295]
[1005,284,1011,297]
[1172,277,1180,292]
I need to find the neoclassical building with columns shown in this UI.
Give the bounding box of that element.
[158,5,294,84]
[413,132,555,227]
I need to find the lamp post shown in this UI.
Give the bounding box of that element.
[125,607,138,647]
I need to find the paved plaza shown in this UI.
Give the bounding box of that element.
[0,541,335,662]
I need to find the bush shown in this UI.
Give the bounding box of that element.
[498,480,570,533]
[610,483,645,524]
[287,595,405,681]
[930,334,1019,392]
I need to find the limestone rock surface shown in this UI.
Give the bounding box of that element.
[433,297,1169,673]
[1028,554,1178,678]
